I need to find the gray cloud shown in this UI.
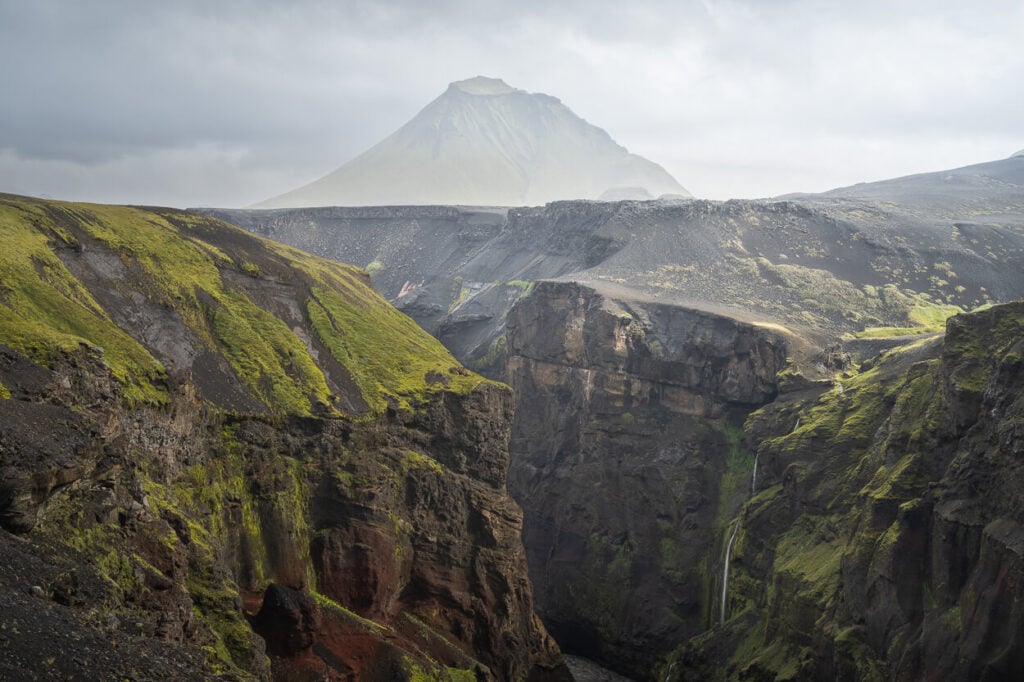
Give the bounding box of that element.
[1,0,1021,205]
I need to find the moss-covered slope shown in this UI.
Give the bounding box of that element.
[669,301,1024,681]
[0,194,568,681]
[0,193,480,415]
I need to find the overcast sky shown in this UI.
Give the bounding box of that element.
[1,0,1021,207]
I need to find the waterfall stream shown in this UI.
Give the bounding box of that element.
[751,452,758,494]
[719,520,740,625]
[721,413,804,626]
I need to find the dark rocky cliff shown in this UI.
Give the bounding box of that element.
[0,194,569,680]
[504,281,790,677]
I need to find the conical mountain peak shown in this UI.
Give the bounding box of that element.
[258,77,689,207]
[449,76,520,96]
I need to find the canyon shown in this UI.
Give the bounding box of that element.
[1,154,1022,680]
[201,152,1024,679]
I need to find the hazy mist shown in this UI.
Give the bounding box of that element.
[1,0,1021,206]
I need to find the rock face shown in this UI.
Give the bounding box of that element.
[257,76,688,208]
[672,301,1024,681]
[504,281,789,676]
[0,194,568,681]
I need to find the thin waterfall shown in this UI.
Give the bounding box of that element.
[719,520,740,624]
[723,414,803,626]
[751,452,759,494]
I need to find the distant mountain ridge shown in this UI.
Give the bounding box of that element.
[258,76,689,208]
[795,152,1024,212]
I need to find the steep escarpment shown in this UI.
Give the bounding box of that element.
[671,301,1024,681]
[504,281,790,677]
[201,183,1024,377]
[0,194,568,680]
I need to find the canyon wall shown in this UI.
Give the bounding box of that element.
[203,197,1024,680]
[0,195,568,681]
[673,301,1024,681]
[504,281,789,677]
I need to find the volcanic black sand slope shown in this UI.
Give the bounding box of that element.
[0,194,570,681]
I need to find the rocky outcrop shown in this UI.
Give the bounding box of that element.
[672,301,1024,681]
[503,281,789,677]
[0,194,568,681]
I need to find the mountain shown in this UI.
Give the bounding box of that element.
[257,76,689,208]
[0,194,570,681]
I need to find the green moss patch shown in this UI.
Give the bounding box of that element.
[306,282,483,413]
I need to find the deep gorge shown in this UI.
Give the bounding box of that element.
[202,193,1024,680]
[2,191,1023,680]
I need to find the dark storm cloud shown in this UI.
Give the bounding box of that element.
[0,0,1021,205]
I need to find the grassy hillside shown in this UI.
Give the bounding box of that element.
[0,194,484,415]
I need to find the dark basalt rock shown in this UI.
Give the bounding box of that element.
[0,339,568,681]
[251,583,320,656]
[669,302,1024,681]
[504,281,789,677]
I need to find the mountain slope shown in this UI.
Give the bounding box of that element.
[0,194,569,681]
[0,195,481,415]
[258,76,688,207]
[796,152,1024,215]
